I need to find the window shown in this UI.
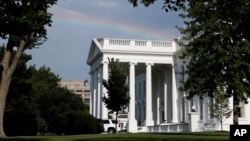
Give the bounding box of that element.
[135,84,137,98]
[238,102,245,118]
[209,97,214,119]
[199,97,203,120]
[102,120,109,124]
[143,106,146,120]
[143,80,146,96]
[76,90,82,92]
[111,120,118,124]
[139,83,141,97]
[162,111,165,122]
[139,106,141,120]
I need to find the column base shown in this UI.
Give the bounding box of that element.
[145,119,154,126]
[127,119,138,133]
[171,119,178,123]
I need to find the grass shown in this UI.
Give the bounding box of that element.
[0,132,229,141]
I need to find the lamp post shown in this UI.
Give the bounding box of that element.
[191,105,196,112]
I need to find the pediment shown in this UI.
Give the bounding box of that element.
[86,39,102,65]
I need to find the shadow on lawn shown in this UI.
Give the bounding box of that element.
[75,137,229,141]
[0,138,48,141]
[74,132,229,141]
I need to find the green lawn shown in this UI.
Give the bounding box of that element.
[0,132,229,141]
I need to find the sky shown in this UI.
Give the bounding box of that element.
[17,0,184,81]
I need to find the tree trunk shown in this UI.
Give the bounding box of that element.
[233,94,238,125]
[0,36,27,138]
[220,121,223,131]
[0,74,11,137]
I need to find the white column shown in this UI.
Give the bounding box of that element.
[184,94,188,122]
[171,65,178,123]
[93,69,98,117]
[183,93,187,122]
[99,64,103,118]
[95,68,99,117]
[204,98,209,122]
[145,62,154,126]
[102,61,109,119]
[156,73,161,124]
[127,62,137,132]
[96,66,102,118]
[164,70,168,122]
[89,71,94,115]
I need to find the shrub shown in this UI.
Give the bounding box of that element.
[3,111,38,136]
[54,111,98,135]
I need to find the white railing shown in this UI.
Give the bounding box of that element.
[151,41,172,47]
[147,123,189,133]
[135,40,147,46]
[109,39,130,45]
[106,38,173,47]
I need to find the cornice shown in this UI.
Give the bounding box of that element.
[102,50,173,57]
[87,52,102,66]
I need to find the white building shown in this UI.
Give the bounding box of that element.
[86,38,250,133]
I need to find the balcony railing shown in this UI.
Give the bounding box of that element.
[101,38,173,48]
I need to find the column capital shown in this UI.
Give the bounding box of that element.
[101,60,109,65]
[89,71,94,75]
[145,62,154,66]
[129,61,137,65]
[89,67,98,74]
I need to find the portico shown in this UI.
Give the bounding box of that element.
[87,38,182,132]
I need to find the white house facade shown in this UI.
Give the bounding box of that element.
[86,38,250,133]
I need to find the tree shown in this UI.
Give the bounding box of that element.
[1,46,38,136]
[27,66,87,133]
[2,44,89,135]
[177,0,250,125]
[103,58,130,132]
[38,87,87,134]
[209,88,232,131]
[0,0,57,137]
[128,0,187,12]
